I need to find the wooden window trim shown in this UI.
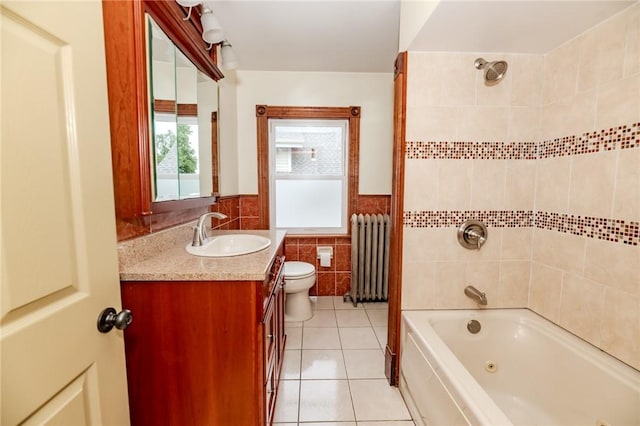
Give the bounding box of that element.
[152,101,198,116]
[255,105,361,232]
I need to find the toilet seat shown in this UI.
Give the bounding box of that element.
[284,261,315,279]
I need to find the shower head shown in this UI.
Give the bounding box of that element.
[474,58,508,85]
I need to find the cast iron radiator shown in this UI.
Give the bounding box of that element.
[345,213,390,306]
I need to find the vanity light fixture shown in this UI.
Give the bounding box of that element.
[176,0,201,20]
[220,40,239,70]
[201,7,225,45]
[175,1,236,65]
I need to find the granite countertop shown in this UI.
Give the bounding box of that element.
[119,229,287,282]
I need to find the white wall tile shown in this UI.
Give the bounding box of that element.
[529,261,563,323]
[540,89,597,140]
[568,151,617,218]
[401,261,435,309]
[584,238,640,296]
[437,159,472,210]
[457,107,509,141]
[613,148,640,221]
[559,273,605,346]
[498,260,531,307]
[596,74,640,129]
[440,53,477,106]
[404,159,438,211]
[508,107,541,141]
[532,229,586,275]
[501,228,533,261]
[600,287,640,369]
[407,52,444,108]
[623,4,639,77]
[510,54,544,107]
[543,40,580,105]
[535,157,571,213]
[470,160,506,211]
[504,159,536,211]
[405,106,458,141]
[434,261,475,309]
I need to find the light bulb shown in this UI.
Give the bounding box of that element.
[201,10,225,44]
[176,0,200,7]
[220,40,239,70]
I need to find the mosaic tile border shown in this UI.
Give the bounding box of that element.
[535,212,639,246]
[406,141,537,160]
[403,210,534,228]
[539,122,639,159]
[403,210,639,246]
[406,122,639,160]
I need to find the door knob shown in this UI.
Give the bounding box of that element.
[97,307,133,333]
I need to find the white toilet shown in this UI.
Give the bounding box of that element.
[283,261,316,321]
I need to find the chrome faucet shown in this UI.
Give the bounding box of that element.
[464,285,487,305]
[192,212,228,247]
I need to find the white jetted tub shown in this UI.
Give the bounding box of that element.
[400,309,640,426]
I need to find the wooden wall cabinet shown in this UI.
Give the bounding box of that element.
[121,251,286,425]
[102,0,224,241]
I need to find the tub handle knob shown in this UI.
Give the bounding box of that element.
[458,220,488,250]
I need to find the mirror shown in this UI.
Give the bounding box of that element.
[147,15,218,202]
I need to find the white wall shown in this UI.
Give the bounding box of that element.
[234,70,394,195]
[398,0,439,51]
[197,78,218,195]
[218,71,239,195]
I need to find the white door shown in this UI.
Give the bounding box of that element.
[1,1,130,424]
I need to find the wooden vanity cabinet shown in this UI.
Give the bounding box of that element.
[120,251,286,426]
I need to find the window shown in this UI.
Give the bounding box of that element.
[152,114,200,201]
[256,105,361,234]
[270,119,348,233]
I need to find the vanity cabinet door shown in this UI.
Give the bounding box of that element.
[122,280,263,426]
[263,295,277,425]
[263,255,285,425]
[274,270,286,374]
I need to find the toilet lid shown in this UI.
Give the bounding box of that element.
[284,261,315,278]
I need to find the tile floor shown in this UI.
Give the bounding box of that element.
[274,296,415,426]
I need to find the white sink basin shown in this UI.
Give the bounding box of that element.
[185,234,271,257]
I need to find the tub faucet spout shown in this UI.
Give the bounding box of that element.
[192,212,228,247]
[464,285,487,305]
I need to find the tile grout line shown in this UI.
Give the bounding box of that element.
[336,303,360,423]
[283,298,398,425]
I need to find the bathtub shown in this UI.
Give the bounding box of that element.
[399,309,640,426]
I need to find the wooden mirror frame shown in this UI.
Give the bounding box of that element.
[102,0,223,241]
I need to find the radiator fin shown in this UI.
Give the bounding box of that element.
[348,213,390,305]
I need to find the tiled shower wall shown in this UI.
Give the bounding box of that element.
[402,49,542,311]
[403,3,639,370]
[530,5,639,370]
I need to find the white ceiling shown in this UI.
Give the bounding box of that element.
[205,0,637,73]
[206,1,401,73]
[410,0,637,54]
